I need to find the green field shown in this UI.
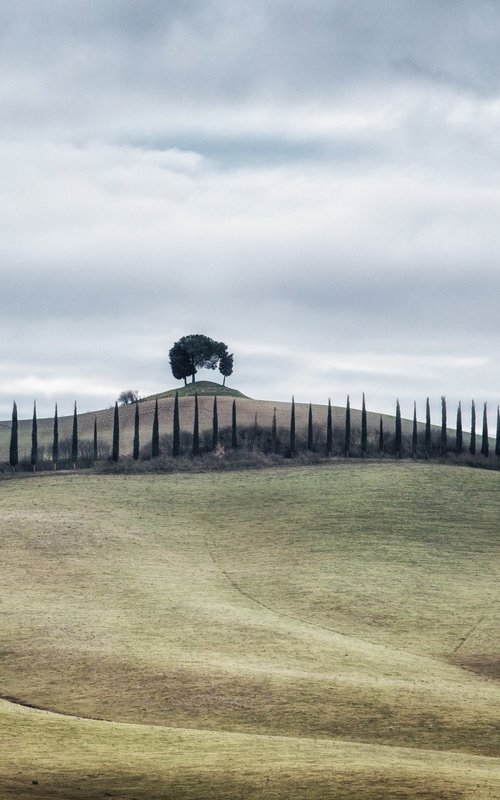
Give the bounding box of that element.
[0,463,499,798]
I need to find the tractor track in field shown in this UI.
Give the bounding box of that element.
[204,540,451,670]
[205,541,499,684]
[452,616,485,653]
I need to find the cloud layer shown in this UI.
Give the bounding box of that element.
[1,1,500,425]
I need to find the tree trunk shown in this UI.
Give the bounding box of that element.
[223,376,226,386]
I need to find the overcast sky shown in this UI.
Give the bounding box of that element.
[2,0,500,425]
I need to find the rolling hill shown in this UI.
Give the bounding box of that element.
[0,381,472,464]
[0,462,498,798]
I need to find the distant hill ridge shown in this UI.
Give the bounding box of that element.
[0,380,481,463]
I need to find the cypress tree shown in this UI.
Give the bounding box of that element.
[93,417,98,461]
[212,396,218,450]
[441,396,447,456]
[412,402,418,458]
[425,397,431,458]
[52,403,59,469]
[31,400,38,471]
[394,399,402,458]
[326,398,333,456]
[470,400,476,455]
[378,416,384,454]
[172,393,180,457]
[252,412,259,448]
[307,403,314,451]
[231,400,238,449]
[192,394,200,456]
[344,395,351,457]
[253,412,259,445]
[152,398,160,458]
[481,402,489,457]
[133,401,140,460]
[456,402,463,454]
[112,402,119,462]
[496,406,500,458]
[271,406,277,453]
[361,393,367,456]
[71,401,78,469]
[9,401,18,470]
[289,397,296,456]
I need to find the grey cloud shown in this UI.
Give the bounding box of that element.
[2,0,500,142]
[1,2,500,425]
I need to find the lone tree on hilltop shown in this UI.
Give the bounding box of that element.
[169,342,193,385]
[219,351,234,386]
[169,334,231,385]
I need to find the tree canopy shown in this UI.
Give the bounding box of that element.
[219,351,234,386]
[117,389,139,405]
[169,334,232,385]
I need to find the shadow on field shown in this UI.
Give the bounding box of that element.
[3,771,464,800]
[450,653,500,681]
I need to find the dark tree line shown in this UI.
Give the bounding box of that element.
[4,395,500,469]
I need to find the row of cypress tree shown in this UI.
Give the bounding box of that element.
[6,394,500,469]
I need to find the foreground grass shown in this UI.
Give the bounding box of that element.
[0,463,499,798]
[2,699,499,800]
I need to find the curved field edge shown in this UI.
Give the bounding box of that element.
[1,699,499,800]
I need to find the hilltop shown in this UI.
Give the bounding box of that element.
[0,380,486,467]
[0,383,427,465]
[142,380,249,400]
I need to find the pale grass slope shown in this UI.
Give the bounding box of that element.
[0,463,498,798]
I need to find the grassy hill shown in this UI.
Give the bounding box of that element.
[0,462,499,798]
[143,379,249,399]
[0,381,475,464]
